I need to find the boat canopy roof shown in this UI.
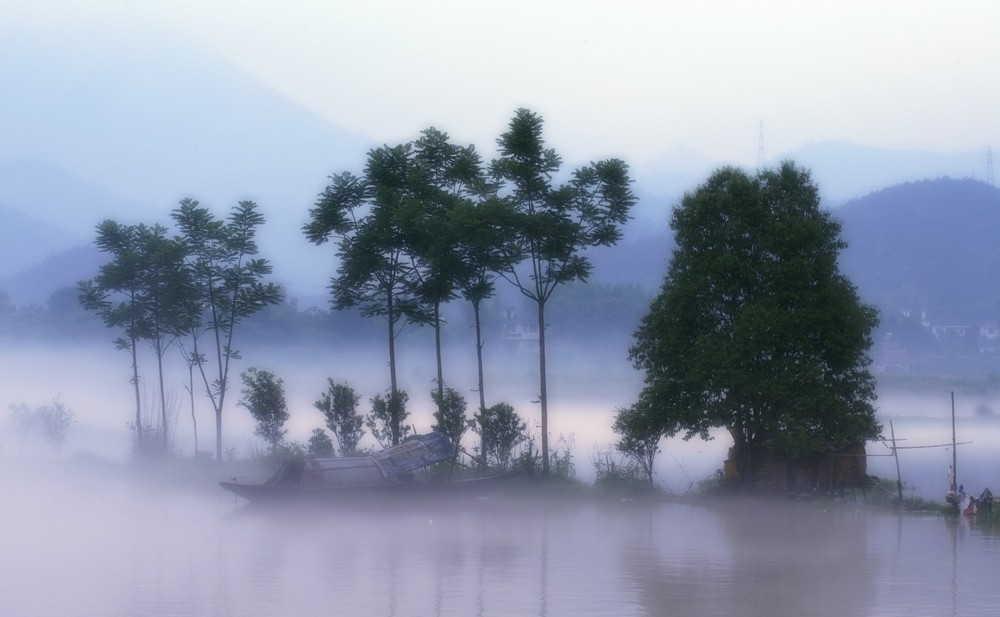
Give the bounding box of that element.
[288,432,455,484]
[371,432,454,477]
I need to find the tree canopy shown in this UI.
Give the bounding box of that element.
[173,199,282,461]
[238,367,289,456]
[629,162,881,482]
[314,379,365,456]
[490,108,637,473]
[304,146,428,444]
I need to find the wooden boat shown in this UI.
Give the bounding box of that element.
[219,432,514,503]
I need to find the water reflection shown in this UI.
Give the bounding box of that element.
[5,461,1000,617]
[619,501,873,616]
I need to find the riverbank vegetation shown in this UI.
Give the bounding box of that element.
[5,109,993,510]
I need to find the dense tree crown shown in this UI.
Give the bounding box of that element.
[629,162,881,480]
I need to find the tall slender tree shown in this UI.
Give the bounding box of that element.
[136,224,196,451]
[404,128,494,405]
[490,108,637,473]
[78,220,153,451]
[448,196,518,465]
[305,146,429,445]
[173,199,282,461]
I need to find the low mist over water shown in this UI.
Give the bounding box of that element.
[4,339,1000,498]
[5,338,1000,615]
[3,460,1000,617]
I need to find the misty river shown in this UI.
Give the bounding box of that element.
[5,342,1000,616]
[3,460,1000,617]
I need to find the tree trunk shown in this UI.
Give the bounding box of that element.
[434,302,444,401]
[472,300,489,470]
[215,408,223,462]
[130,335,143,451]
[188,362,198,456]
[156,347,168,453]
[213,318,226,463]
[473,300,486,414]
[537,299,549,475]
[386,293,400,445]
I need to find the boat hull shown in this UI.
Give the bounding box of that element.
[219,473,517,504]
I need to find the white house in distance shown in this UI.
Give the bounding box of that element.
[499,307,539,354]
[877,309,1000,377]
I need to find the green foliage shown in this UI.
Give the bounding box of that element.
[238,367,289,456]
[305,147,429,402]
[448,196,519,412]
[612,402,661,486]
[548,433,576,480]
[307,428,335,457]
[77,219,162,451]
[629,162,881,481]
[431,385,472,461]
[404,128,494,402]
[313,379,365,456]
[472,401,528,471]
[592,446,649,491]
[490,108,638,473]
[173,199,283,461]
[366,389,411,448]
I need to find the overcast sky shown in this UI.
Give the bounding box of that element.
[7,0,1000,168]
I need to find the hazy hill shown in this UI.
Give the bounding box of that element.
[0,201,85,280]
[587,176,1000,324]
[0,246,105,307]
[786,142,988,205]
[0,15,371,293]
[836,178,1000,318]
[0,14,994,310]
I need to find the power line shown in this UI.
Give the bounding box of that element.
[987,145,995,187]
[757,121,766,170]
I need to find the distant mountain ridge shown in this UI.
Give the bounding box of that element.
[0,201,85,280]
[1,14,996,312]
[0,14,371,293]
[587,176,1000,322]
[837,177,1000,319]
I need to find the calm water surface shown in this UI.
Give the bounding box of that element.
[4,465,1000,617]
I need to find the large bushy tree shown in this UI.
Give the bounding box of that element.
[629,162,881,484]
[490,108,637,473]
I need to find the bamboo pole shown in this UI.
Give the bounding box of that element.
[951,391,957,492]
[890,420,903,503]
